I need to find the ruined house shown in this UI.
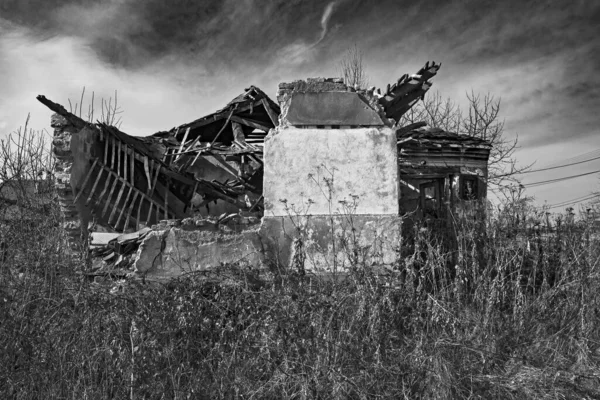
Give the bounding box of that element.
[39,61,491,280]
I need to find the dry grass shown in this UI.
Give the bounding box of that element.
[1,118,599,398]
[1,198,599,399]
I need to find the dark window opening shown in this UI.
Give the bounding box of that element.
[420,181,441,218]
[461,176,479,200]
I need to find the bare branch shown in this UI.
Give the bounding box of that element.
[338,44,369,89]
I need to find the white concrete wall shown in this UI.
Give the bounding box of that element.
[263,127,398,216]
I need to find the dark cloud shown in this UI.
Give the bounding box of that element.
[0,0,341,70]
[2,0,599,143]
[3,0,598,76]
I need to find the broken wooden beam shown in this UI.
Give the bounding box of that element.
[230,115,271,132]
[85,167,105,206]
[114,186,134,228]
[122,192,139,233]
[102,173,120,218]
[36,95,88,129]
[175,127,191,162]
[396,121,427,135]
[145,202,154,226]
[261,98,279,127]
[136,194,145,230]
[209,110,234,148]
[95,173,114,209]
[108,181,128,224]
[143,156,152,189]
[91,159,173,221]
[73,158,99,203]
[129,147,135,186]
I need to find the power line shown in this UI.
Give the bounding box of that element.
[519,155,600,174]
[546,193,600,209]
[523,169,600,188]
[538,148,600,169]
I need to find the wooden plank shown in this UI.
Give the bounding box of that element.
[95,172,113,209]
[145,202,154,226]
[149,163,160,197]
[36,95,87,129]
[136,194,145,229]
[117,139,122,179]
[73,158,99,203]
[188,148,205,168]
[143,156,151,189]
[246,153,263,166]
[203,152,241,179]
[249,195,263,212]
[175,127,191,161]
[121,191,139,233]
[103,134,109,165]
[261,98,279,127]
[210,110,234,147]
[114,186,134,228]
[183,135,202,153]
[85,167,105,206]
[110,136,116,169]
[164,184,169,220]
[108,181,127,224]
[230,115,271,132]
[177,101,256,132]
[94,160,169,223]
[123,143,128,183]
[102,172,120,218]
[395,121,427,136]
[129,147,135,186]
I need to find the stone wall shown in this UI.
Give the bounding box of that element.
[51,114,87,248]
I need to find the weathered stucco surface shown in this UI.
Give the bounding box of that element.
[133,225,264,280]
[263,127,399,216]
[260,215,401,273]
[131,214,402,280]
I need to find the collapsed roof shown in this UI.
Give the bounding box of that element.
[37,61,489,234]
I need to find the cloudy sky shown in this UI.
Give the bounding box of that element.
[1,0,599,209]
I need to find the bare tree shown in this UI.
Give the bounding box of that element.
[338,44,369,89]
[399,90,530,191]
[0,115,53,210]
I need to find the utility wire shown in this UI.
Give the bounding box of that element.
[546,193,600,209]
[537,148,600,169]
[518,155,600,174]
[520,169,600,188]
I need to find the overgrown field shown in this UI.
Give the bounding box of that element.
[1,198,599,400]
